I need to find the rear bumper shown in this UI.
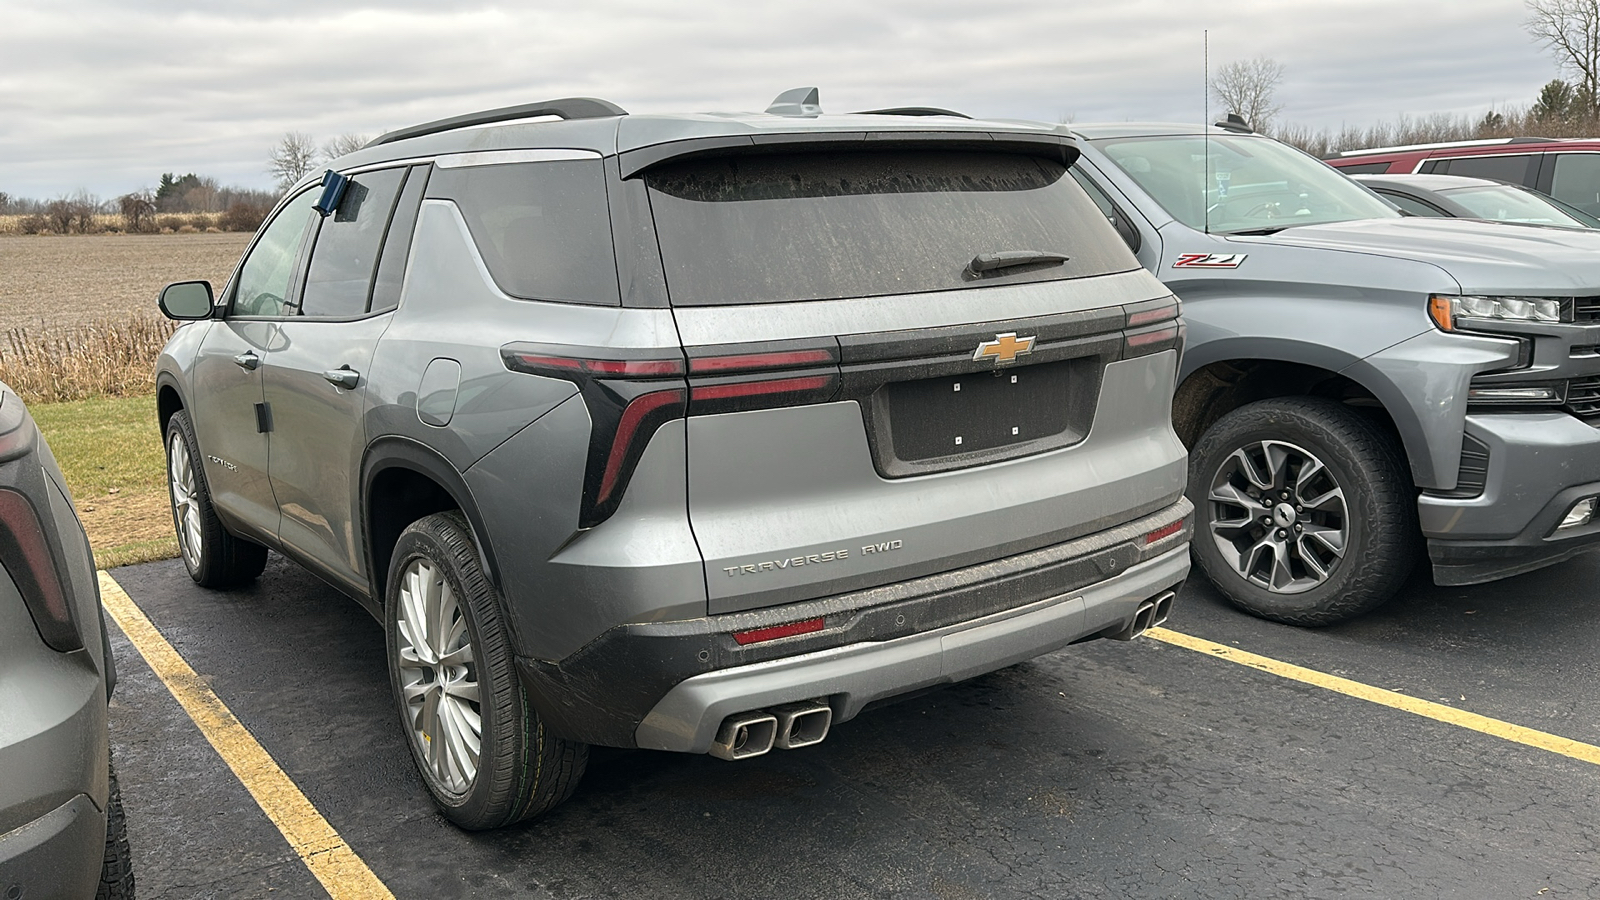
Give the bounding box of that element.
[1419,412,1600,585]
[635,542,1190,754]
[518,497,1192,748]
[0,794,104,900]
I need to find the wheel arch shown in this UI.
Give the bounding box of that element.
[361,436,503,604]
[156,372,186,436]
[1175,340,1432,486]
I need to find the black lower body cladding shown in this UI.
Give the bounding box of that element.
[516,500,1192,747]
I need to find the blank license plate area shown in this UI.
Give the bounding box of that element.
[884,361,1073,461]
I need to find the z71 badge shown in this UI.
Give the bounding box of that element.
[1173,253,1247,269]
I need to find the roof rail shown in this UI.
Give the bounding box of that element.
[367,97,628,148]
[854,106,971,119]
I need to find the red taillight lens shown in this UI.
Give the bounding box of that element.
[691,374,834,403]
[1145,518,1185,544]
[0,488,81,652]
[1126,299,1180,328]
[597,390,684,504]
[688,348,836,374]
[1124,322,1184,357]
[733,617,825,645]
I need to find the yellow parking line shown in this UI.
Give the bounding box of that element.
[98,571,395,900]
[1149,626,1600,767]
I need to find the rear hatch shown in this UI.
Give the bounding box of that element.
[642,144,1183,614]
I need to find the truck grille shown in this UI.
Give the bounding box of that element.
[1569,375,1600,422]
[1576,297,1600,321]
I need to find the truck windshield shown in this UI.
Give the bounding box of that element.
[1100,134,1399,234]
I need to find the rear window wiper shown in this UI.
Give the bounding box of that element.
[967,250,1070,275]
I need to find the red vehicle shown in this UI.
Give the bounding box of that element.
[1327,138,1600,217]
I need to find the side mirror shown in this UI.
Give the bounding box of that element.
[158,281,215,320]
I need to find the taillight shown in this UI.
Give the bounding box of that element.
[0,488,82,652]
[1120,296,1184,357]
[503,345,688,528]
[685,342,840,415]
[502,341,843,527]
[1125,297,1180,328]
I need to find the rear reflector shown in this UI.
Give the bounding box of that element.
[734,617,826,645]
[1145,519,1185,544]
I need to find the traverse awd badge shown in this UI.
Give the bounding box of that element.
[974,333,1036,365]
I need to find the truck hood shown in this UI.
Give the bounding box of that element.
[1237,218,1600,294]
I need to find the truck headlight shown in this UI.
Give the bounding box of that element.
[1430,295,1564,331]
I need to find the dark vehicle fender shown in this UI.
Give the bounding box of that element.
[360,436,503,603]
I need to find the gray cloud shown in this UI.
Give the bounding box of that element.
[0,0,1557,198]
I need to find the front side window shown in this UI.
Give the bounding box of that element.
[1550,153,1600,216]
[646,150,1136,306]
[232,189,318,317]
[1099,134,1399,234]
[299,168,406,317]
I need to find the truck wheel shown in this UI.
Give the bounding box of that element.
[165,410,268,587]
[96,761,134,900]
[1188,397,1417,625]
[384,512,587,830]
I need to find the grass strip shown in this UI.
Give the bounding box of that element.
[28,393,177,567]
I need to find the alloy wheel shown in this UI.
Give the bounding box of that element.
[395,558,482,794]
[1206,439,1349,594]
[168,432,203,571]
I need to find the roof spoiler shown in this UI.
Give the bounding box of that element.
[367,97,628,148]
[619,131,1078,178]
[854,106,971,119]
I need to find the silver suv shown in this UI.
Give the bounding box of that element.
[155,90,1192,829]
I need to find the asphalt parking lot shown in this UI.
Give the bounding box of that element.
[104,551,1600,899]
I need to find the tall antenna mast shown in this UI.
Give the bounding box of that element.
[1204,29,1211,235]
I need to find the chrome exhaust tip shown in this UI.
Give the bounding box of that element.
[772,700,833,750]
[709,712,778,761]
[1150,590,1175,628]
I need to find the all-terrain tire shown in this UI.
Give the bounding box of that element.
[165,410,268,588]
[384,512,587,830]
[1187,397,1418,625]
[96,760,134,900]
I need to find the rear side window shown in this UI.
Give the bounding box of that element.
[1422,154,1539,186]
[1550,153,1600,216]
[427,160,619,305]
[645,150,1137,306]
[299,168,405,317]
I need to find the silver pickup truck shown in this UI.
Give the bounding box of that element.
[1066,121,1600,624]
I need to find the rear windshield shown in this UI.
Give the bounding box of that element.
[645,150,1137,306]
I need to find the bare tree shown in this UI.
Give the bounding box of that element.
[1527,0,1600,119]
[118,191,157,233]
[268,132,319,193]
[321,133,370,161]
[1209,57,1286,132]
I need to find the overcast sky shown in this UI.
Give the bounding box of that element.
[0,0,1558,199]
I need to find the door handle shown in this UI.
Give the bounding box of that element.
[233,352,260,371]
[323,368,361,389]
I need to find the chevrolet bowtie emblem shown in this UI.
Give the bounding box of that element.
[973,333,1036,365]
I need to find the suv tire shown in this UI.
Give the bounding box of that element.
[165,410,268,588]
[96,760,134,900]
[384,512,587,829]
[1188,397,1416,625]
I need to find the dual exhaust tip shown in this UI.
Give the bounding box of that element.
[710,699,832,761]
[1108,590,1176,641]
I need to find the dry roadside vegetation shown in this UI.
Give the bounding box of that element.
[0,231,249,566]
